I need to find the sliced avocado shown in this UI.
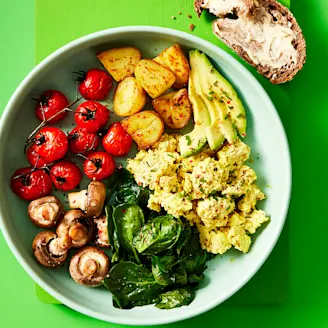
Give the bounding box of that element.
[190,50,225,151]
[179,69,211,158]
[194,50,237,143]
[198,51,247,137]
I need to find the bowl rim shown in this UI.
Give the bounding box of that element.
[0,25,291,325]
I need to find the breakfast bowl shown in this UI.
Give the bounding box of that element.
[0,26,291,325]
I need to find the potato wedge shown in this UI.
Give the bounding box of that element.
[113,77,147,117]
[153,44,190,89]
[152,89,192,129]
[121,110,164,150]
[97,47,141,82]
[135,60,176,99]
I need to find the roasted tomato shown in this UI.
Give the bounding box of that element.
[68,127,100,154]
[83,151,116,181]
[77,68,113,101]
[11,167,52,201]
[33,127,68,162]
[35,90,68,124]
[50,160,82,191]
[74,101,109,133]
[102,122,132,157]
[27,144,53,168]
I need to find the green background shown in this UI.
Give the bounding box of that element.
[0,0,328,327]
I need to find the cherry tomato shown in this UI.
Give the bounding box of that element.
[102,122,132,157]
[68,127,100,154]
[74,101,109,133]
[83,151,116,181]
[27,144,53,168]
[34,127,68,162]
[78,68,113,101]
[50,161,82,191]
[35,90,68,124]
[11,167,52,201]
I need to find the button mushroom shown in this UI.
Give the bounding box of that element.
[56,210,93,248]
[68,181,106,218]
[28,195,63,228]
[69,246,110,287]
[32,231,71,268]
[94,215,110,248]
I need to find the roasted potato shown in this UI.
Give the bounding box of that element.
[152,89,192,129]
[97,47,141,82]
[121,110,164,149]
[153,44,190,89]
[134,60,176,99]
[113,77,147,117]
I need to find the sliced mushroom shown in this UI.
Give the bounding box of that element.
[28,196,63,228]
[32,231,69,268]
[68,181,106,218]
[94,215,110,248]
[69,246,110,287]
[56,210,93,248]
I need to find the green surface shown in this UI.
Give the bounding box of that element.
[0,0,328,327]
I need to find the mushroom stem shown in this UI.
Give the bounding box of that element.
[69,223,88,242]
[68,190,87,211]
[48,234,72,256]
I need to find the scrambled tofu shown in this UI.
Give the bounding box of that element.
[127,134,269,255]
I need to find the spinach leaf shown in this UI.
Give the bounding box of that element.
[179,228,208,274]
[133,215,183,255]
[172,267,188,286]
[103,262,163,302]
[176,224,192,256]
[151,255,176,286]
[156,287,195,309]
[105,170,120,204]
[105,205,120,263]
[188,273,205,287]
[113,204,145,263]
[114,168,150,209]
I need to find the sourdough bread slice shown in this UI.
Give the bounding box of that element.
[196,0,306,84]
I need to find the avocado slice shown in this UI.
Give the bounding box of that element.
[197,50,247,137]
[194,50,238,143]
[190,50,225,151]
[179,68,211,158]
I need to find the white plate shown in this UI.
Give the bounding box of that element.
[0,26,291,325]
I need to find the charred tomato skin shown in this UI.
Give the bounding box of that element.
[102,122,132,157]
[35,90,68,124]
[10,167,53,201]
[34,127,68,162]
[50,160,82,191]
[78,68,113,101]
[74,101,109,133]
[26,144,53,168]
[68,127,100,154]
[83,151,116,181]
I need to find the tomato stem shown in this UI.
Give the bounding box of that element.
[24,94,83,153]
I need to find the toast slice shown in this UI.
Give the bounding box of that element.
[196,0,306,84]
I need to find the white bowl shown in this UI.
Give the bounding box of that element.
[0,26,291,325]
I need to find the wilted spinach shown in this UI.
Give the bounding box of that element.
[151,255,176,286]
[172,267,188,286]
[175,224,192,256]
[156,287,195,309]
[114,169,150,209]
[103,262,163,304]
[105,205,120,263]
[179,228,208,274]
[133,215,183,255]
[113,204,145,264]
